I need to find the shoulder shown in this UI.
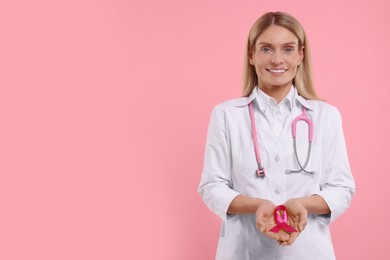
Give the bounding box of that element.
[210,96,249,116]
[306,100,341,116]
[214,96,248,110]
[305,100,343,128]
[208,96,250,126]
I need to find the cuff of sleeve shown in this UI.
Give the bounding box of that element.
[211,189,241,222]
[313,189,350,224]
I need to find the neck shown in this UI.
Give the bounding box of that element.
[259,83,292,104]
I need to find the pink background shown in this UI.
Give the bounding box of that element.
[1,0,389,259]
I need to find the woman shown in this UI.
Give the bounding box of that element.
[198,12,355,259]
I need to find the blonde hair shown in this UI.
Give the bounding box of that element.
[242,11,319,99]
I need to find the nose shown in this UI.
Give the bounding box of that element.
[270,51,284,65]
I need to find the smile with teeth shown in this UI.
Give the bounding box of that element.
[267,69,287,73]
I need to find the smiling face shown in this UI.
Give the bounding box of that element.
[250,25,304,92]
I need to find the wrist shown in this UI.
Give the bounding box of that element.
[284,197,308,212]
[291,195,330,215]
[228,195,272,215]
[295,197,308,209]
[255,198,272,211]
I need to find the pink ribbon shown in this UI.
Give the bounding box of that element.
[270,205,298,233]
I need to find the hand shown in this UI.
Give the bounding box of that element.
[255,200,290,244]
[283,198,308,245]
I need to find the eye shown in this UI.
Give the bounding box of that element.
[260,47,272,54]
[283,47,294,54]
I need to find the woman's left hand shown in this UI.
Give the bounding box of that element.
[282,198,308,245]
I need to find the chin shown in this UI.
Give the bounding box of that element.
[268,81,293,88]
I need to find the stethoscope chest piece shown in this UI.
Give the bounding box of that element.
[256,166,265,178]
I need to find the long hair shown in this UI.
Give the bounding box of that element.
[242,12,319,99]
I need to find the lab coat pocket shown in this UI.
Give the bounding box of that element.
[216,233,247,260]
[306,215,334,259]
[216,215,249,259]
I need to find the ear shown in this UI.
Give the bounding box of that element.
[249,50,255,65]
[298,45,304,65]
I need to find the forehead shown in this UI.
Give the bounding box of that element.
[256,25,299,46]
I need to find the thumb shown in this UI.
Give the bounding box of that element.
[298,212,308,232]
[260,224,265,233]
[256,219,266,232]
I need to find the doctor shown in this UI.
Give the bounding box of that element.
[198,11,355,260]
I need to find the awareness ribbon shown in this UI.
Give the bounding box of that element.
[269,205,298,233]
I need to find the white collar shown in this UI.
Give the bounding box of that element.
[235,85,314,111]
[256,86,295,113]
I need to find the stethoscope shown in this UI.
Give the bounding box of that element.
[249,101,314,178]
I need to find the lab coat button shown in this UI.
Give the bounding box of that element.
[275,254,282,260]
[274,189,280,195]
[274,155,280,162]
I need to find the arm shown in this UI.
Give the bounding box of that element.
[313,107,355,224]
[283,195,330,233]
[198,106,241,221]
[282,107,355,245]
[198,107,276,223]
[288,194,330,215]
[198,107,289,243]
[285,107,354,228]
[227,194,264,214]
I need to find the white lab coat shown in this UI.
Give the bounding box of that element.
[198,86,355,260]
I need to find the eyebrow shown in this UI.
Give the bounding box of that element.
[257,42,298,46]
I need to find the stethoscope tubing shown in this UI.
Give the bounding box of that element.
[287,139,314,175]
[249,102,266,177]
[249,100,314,177]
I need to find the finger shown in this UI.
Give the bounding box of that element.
[280,232,289,241]
[262,227,284,241]
[277,240,288,246]
[256,224,265,233]
[256,219,265,233]
[287,231,300,245]
[287,218,300,232]
[265,232,281,241]
[259,230,278,241]
[288,218,298,229]
[277,233,289,246]
[281,241,288,246]
[298,213,308,232]
[259,224,265,233]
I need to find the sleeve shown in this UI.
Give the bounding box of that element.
[314,106,356,224]
[198,106,241,221]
